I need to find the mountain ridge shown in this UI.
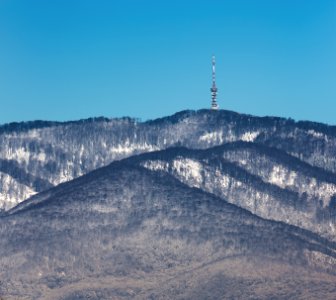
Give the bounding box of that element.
[2,109,336,134]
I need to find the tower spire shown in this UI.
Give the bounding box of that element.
[210,55,219,110]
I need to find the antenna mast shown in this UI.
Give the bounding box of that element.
[210,55,219,110]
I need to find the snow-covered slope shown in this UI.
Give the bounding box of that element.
[122,144,335,241]
[1,110,336,212]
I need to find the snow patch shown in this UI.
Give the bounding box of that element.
[239,159,247,166]
[241,131,260,142]
[110,142,159,155]
[309,179,336,207]
[172,158,203,187]
[4,145,47,164]
[307,129,324,139]
[8,147,30,164]
[143,158,203,188]
[36,152,46,162]
[219,174,230,189]
[267,166,336,207]
[199,131,224,144]
[268,166,297,188]
[143,160,169,172]
[0,172,36,210]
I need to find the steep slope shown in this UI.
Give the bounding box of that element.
[125,143,336,241]
[1,109,336,210]
[1,161,336,299]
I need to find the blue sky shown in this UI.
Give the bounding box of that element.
[0,0,335,124]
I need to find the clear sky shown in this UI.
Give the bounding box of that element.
[0,0,335,124]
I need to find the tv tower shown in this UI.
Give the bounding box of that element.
[210,55,219,110]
